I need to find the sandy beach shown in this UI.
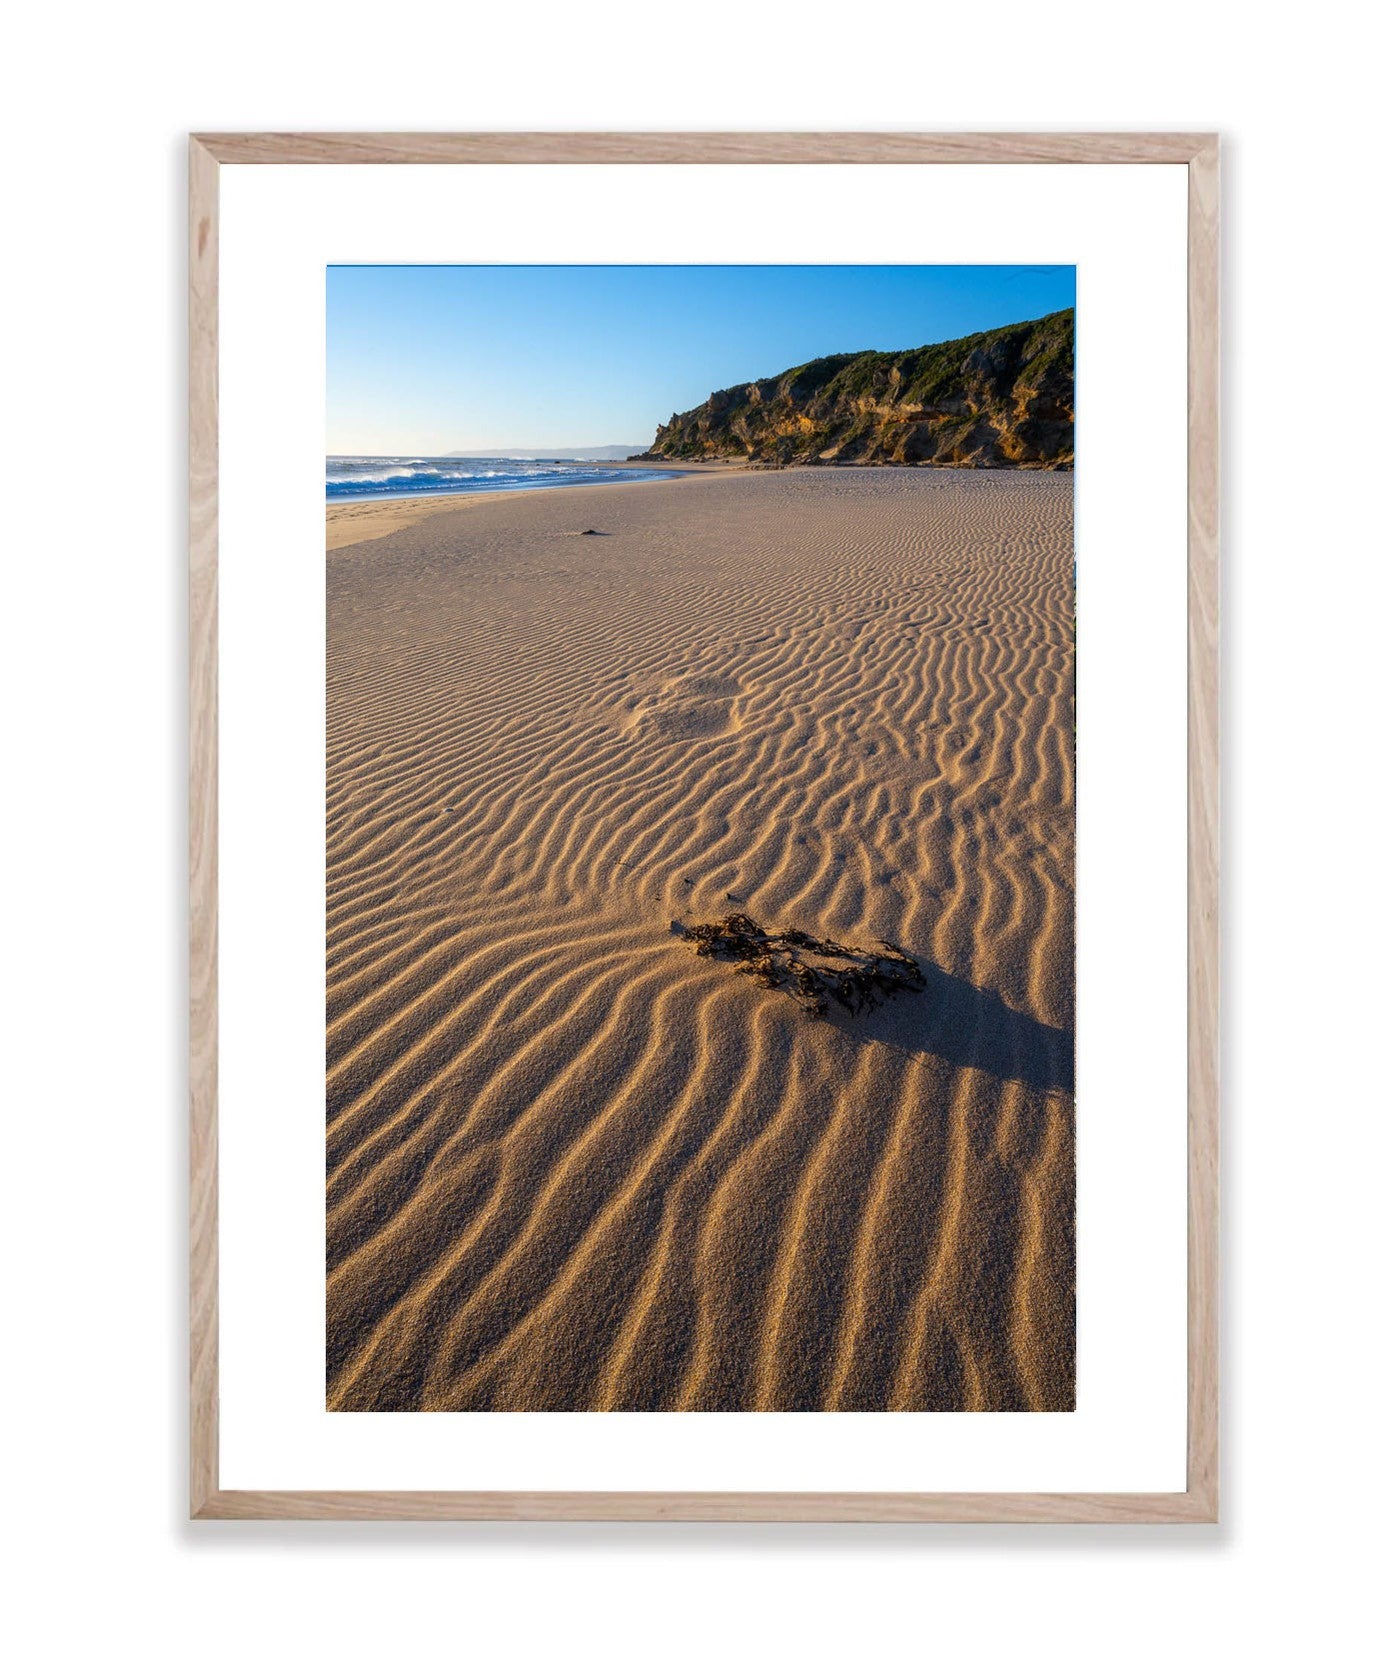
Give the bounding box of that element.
[326,466,1075,1412]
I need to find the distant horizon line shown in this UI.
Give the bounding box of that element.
[327,445,649,459]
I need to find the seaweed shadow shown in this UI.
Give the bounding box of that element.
[835,958,1074,1093]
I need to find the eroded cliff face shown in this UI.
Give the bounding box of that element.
[641,307,1073,469]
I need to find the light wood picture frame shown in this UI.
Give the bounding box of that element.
[190,131,1219,1522]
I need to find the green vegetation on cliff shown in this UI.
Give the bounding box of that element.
[639,307,1073,469]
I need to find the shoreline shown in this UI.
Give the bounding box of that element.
[326,458,1069,551]
[326,460,741,550]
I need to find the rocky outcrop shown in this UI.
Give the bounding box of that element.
[639,307,1073,469]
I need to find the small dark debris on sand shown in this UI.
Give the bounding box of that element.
[578,528,605,536]
[677,913,924,1019]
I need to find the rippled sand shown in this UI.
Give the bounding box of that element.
[326,467,1075,1412]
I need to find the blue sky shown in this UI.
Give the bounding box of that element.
[327,265,1075,455]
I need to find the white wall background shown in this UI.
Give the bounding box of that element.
[3,3,1393,1674]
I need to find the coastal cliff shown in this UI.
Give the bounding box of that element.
[639,307,1073,469]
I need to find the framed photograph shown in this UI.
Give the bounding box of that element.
[190,131,1218,1521]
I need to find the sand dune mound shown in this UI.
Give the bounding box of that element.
[326,467,1075,1412]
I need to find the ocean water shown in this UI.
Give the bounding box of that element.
[326,456,676,501]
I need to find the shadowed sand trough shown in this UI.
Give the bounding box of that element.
[325,467,1075,1412]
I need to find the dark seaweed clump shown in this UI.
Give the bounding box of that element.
[678,913,924,1018]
